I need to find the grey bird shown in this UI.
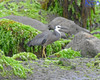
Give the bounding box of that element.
[27,25,65,58]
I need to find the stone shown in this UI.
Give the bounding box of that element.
[66,31,100,58]
[0,15,48,32]
[48,17,90,35]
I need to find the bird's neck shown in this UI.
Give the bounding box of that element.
[54,29,61,37]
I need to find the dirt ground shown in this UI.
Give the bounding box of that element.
[1,58,100,80]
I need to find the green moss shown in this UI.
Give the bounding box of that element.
[12,52,38,61]
[0,50,32,78]
[49,48,81,59]
[46,39,71,57]
[86,63,91,68]
[91,29,100,39]
[93,60,100,69]
[0,19,40,56]
[0,0,48,23]
[86,59,100,69]
[58,65,73,70]
[95,53,100,58]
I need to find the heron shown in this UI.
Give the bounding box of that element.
[27,25,65,58]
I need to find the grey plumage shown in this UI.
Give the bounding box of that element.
[27,30,60,47]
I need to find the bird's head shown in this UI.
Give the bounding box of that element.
[55,25,61,31]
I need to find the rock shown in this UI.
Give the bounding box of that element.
[0,15,67,38]
[0,15,48,32]
[58,58,76,69]
[66,31,100,58]
[48,17,90,35]
[58,58,71,66]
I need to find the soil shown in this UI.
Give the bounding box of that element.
[0,58,100,80]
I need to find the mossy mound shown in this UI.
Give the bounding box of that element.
[0,50,32,78]
[48,48,81,59]
[0,19,40,56]
[12,52,38,61]
[0,0,47,23]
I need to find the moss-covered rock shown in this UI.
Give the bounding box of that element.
[0,50,32,78]
[49,48,81,59]
[12,52,37,61]
[0,19,40,56]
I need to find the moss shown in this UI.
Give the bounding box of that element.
[0,50,32,78]
[86,63,91,68]
[93,60,100,69]
[95,53,100,58]
[46,39,71,57]
[0,19,40,56]
[12,52,38,61]
[48,48,81,59]
[86,59,100,69]
[58,65,73,70]
[91,29,100,39]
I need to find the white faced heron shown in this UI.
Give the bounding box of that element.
[27,25,65,58]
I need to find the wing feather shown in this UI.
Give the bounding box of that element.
[27,30,51,46]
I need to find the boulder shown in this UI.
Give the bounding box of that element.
[0,15,48,32]
[66,31,100,58]
[48,17,90,35]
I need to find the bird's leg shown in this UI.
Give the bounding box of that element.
[42,46,46,58]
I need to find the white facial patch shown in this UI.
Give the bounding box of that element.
[55,25,61,35]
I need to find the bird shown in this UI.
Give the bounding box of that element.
[27,25,65,58]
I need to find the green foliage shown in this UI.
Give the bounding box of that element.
[0,49,4,55]
[93,0,100,23]
[93,34,100,39]
[46,39,71,56]
[0,0,47,23]
[47,0,63,16]
[86,59,100,69]
[49,48,81,59]
[91,29,100,39]
[0,50,32,78]
[87,0,100,28]
[0,19,40,56]
[95,53,100,58]
[12,52,37,61]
